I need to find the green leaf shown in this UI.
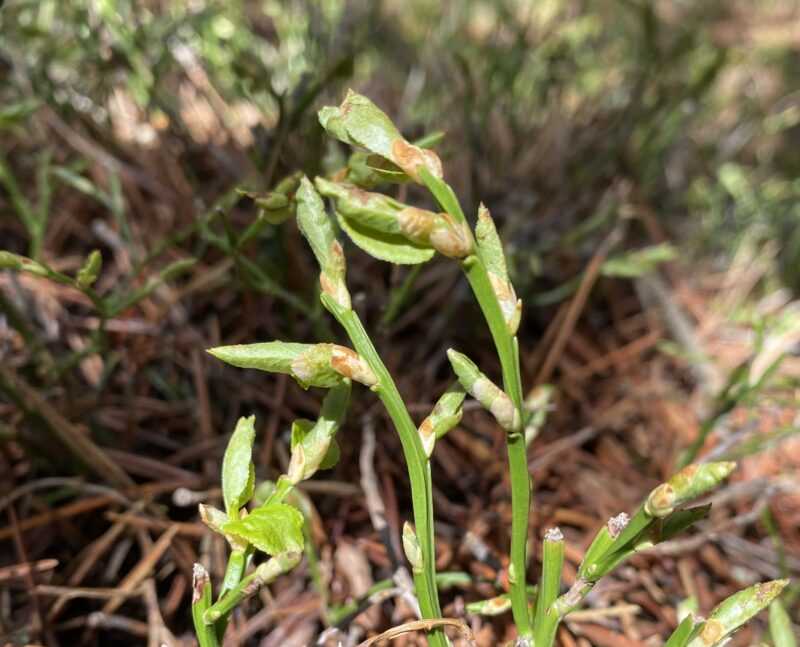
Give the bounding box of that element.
[222,416,256,516]
[318,437,341,470]
[337,212,435,265]
[688,580,789,647]
[0,251,49,276]
[465,595,512,616]
[291,418,341,470]
[418,382,465,456]
[319,90,403,159]
[315,177,404,233]
[601,243,677,279]
[223,503,305,556]
[475,204,509,283]
[237,172,300,227]
[160,258,196,282]
[413,131,446,149]
[296,175,337,273]
[198,504,228,534]
[659,505,711,541]
[292,344,346,388]
[645,462,736,517]
[208,341,310,374]
[0,99,41,130]
[296,176,351,308]
[419,167,467,223]
[111,258,195,314]
[769,599,797,647]
[76,250,102,288]
[664,614,706,647]
[290,419,315,450]
[364,154,411,183]
[319,90,442,183]
[52,166,115,211]
[447,348,520,433]
[209,342,356,389]
[288,381,350,476]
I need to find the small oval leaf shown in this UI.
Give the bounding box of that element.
[337,213,435,265]
[222,416,256,516]
[223,503,305,556]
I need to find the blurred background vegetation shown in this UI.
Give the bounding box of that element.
[1,1,798,645]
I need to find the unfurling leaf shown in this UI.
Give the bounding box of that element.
[645,462,736,517]
[687,580,788,647]
[208,341,322,382]
[476,205,521,333]
[255,550,303,583]
[0,251,49,276]
[290,419,340,475]
[296,176,351,308]
[209,341,306,373]
[238,173,301,226]
[402,522,423,573]
[664,614,706,647]
[428,212,473,259]
[418,383,466,457]
[524,384,554,445]
[466,595,512,616]
[198,504,228,534]
[337,213,437,264]
[291,344,344,388]
[319,90,443,183]
[314,176,472,261]
[209,341,372,390]
[287,381,351,483]
[223,503,305,556]
[315,177,436,265]
[315,177,405,233]
[447,349,521,434]
[475,204,509,281]
[76,250,102,288]
[199,504,247,551]
[330,346,377,386]
[221,416,256,516]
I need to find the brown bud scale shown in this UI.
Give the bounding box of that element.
[390,138,443,182]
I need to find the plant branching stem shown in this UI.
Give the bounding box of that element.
[322,294,448,647]
[419,168,533,637]
[192,574,219,647]
[211,473,295,635]
[203,568,264,625]
[462,255,533,638]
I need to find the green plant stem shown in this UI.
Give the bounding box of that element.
[322,293,447,647]
[192,569,219,647]
[219,550,246,600]
[211,474,295,636]
[532,531,565,647]
[461,255,533,639]
[419,169,532,636]
[203,570,261,624]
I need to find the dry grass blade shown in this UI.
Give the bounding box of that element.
[101,525,179,615]
[354,617,476,646]
[0,363,135,490]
